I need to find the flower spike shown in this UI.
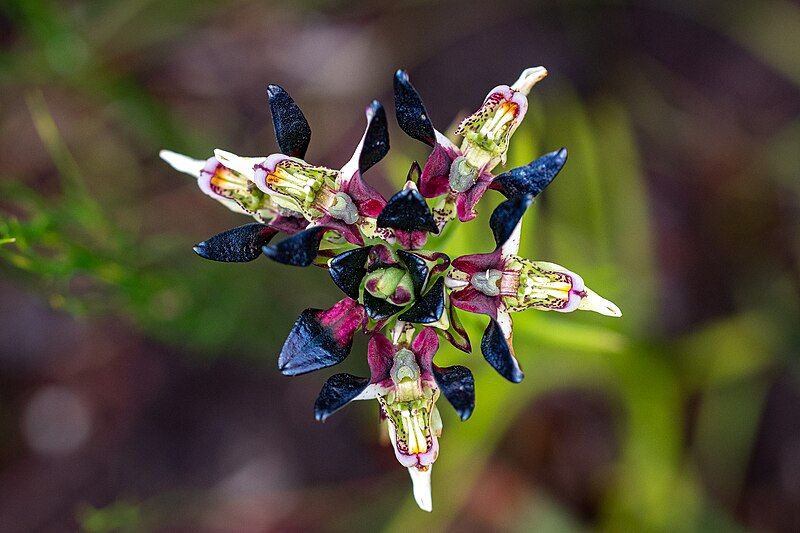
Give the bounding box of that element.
[267,84,312,159]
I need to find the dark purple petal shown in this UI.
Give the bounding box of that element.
[267,84,312,159]
[451,249,503,275]
[411,326,439,372]
[442,304,472,354]
[358,100,390,175]
[329,246,372,299]
[481,318,523,383]
[455,173,492,222]
[398,277,445,324]
[490,148,567,199]
[432,365,475,421]
[411,251,451,276]
[377,183,439,234]
[314,373,371,421]
[262,226,327,266]
[363,292,404,321]
[316,216,364,246]
[278,298,366,376]
[393,69,436,147]
[341,172,386,218]
[397,250,428,295]
[449,286,500,318]
[367,243,399,271]
[193,223,278,262]
[393,229,429,250]
[269,214,310,235]
[489,194,534,249]
[368,333,395,384]
[419,144,453,198]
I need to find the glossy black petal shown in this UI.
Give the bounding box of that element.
[397,250,428,295]
[481,319,524,383]
[363,292,404,321]
[492,148,567,199]
[314,373,371,421]
[278,300,364,375]
[398,277,445,323]
[267,84,312,159]
[433,365,475,421]
[393,70,436,147]
[329,246,372,299]
[262,227,326,267]
[376,185,439,234]
[359,100,390,174]
[193,223,278,262]
[489,194,534,249]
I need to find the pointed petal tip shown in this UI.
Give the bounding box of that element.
[511,66,549,95]
[159,149,206,176]
[394,69,409,82]
[408,467,433,512]
[580,289,622,317]
[266,84,281,97]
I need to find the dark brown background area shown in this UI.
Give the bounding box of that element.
[1,1,799,531]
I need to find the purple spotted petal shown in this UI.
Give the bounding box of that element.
[451,249,503,275]
[419,143,454,198]
[367,333,396,385]
[455,172,493,222]
[449,286,500,318]
[411,326,439,377]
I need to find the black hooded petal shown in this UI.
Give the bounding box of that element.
[397,250,428,295]
[393,70,436,147]
[262,227,327,267]
[278,299,365,376]
[489,194,534,249]
[398,277,445,323]
[363,292,404,321]
[267,84,312,159]
[193,223,278,262]
[314,373,371,421]
[329,246,372,299]
[492,148,567,199]
[359,100,390,175]
[481,318,524,383]
[376,184,439,234]
[433,365,475,421]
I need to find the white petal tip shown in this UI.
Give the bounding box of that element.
[511,66,549,95]
[159,150,205,177]
[213,149,260,179]
[580,289,622,317]
[408,467,433,512]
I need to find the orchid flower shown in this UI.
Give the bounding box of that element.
[313,326,474,511]
[446,195,621,382]
[394,67,563,225]
[159,66,622,512]
[215,96,390,253]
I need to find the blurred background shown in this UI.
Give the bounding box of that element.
[1,0,799,531]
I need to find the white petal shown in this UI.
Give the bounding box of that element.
[159,150,205,177]
[500,219,522,258]
[510,66,548,95]
[352,384,390,401]
[408,466,433,512]
[578,288,622,317]
[213,149,262,180]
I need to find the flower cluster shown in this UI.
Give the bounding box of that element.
[161,67,620,511]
